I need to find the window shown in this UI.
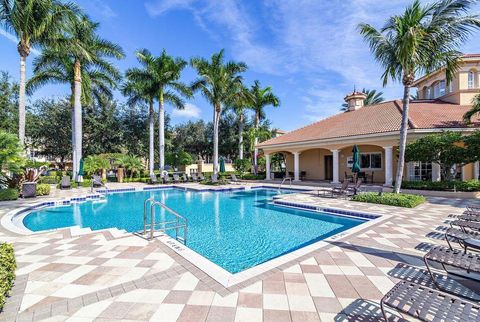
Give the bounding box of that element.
[439,80,446,96]
[359,153,382,169]
[426,87,432,99]
[433,82,440,98]
[468,71,475,89]
[408,162,432,181]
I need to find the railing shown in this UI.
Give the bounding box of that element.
[143,198,188,244]
[279,177,292,190]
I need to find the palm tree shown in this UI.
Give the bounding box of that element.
[115,155,143,179]
[190,50,247,174]
[49,15,124,180]
[226,85,252,160]
[122,70,157,176]
[248,80,280,171]
[126,49,191,171]
[341,88,385,111]
[464,94,480,124]
[0,0,78,145]
[359,0,480,193]
[27,48,120,169]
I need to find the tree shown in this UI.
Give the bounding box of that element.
[171,120,210,159]
[225,85,251,160]
[191,50,247,174]
[0,72,18,134]
[83,154,110,178]
[341,88,385,111]
[126,49,191,171]
[359,0,480,193]
[405,131,474,181]
[244,123,272,162]
[0,0,78,144]
[115,155,143,179]
[464,94,480,124]
[165,151,193,168]
[247,80,279,171]
[49,15,124,181]
[0,131,25,188]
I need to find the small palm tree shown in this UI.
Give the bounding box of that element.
[84,155,109,178]
[359,0,480,193]
[126,49,191,171]
[122,68,157,176]
[247,80,279,171]
[464,94,480,124]
[49,15,124,181]
[190,50,247,174]
[341,88,385,111]
[0,0,79,145]
[115,155,143,179]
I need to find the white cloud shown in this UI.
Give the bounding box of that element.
[172,103,201,119]
[145,0,197,16]
[0,29,41,55]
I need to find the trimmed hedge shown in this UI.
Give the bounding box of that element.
[0,243,16,311]
[401,180,480,192]
[352,192,426,208]
[36,184,51,196]
[0,189,19,201]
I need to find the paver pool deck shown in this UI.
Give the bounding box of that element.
[0,182,477,322]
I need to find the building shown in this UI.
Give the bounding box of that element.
[257,55,480,185]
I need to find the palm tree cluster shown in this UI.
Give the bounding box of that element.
[0,1,282,178]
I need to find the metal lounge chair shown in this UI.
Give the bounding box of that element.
[423,245,480,292]
[467,204,480,213]
[451,219,480,232]
[162,174,171,184]
[60,176,71,189]
[148,174,159,184]
[182,173,189,182]
[458,213,480,222]
[92,175,103,187]
[191,173,199,182]
[173,174,182,183]
[198,173,205,181]
[331,179,351,198]
[381,281,480,322]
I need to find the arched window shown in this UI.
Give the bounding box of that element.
[468,71,475,89]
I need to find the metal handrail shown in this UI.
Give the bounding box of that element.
[279,177,292,190]
[143,198,188,244]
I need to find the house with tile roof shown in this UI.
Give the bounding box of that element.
[257,55,480,186]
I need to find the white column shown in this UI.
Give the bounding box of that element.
[474,161,479,180]
[383,146,393,186]
[293,152,301,181]
[265,154,271,180]
[432,163,441,182]
[331,149,340,184]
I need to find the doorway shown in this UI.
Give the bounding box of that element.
[324,155,333,181]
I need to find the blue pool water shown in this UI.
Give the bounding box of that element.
[23,188,366,273]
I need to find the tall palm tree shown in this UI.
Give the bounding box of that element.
[190,50,247,174]
[359,0,480,193]
[122,71,157,176]
[50,15,124,180]
[225,85,252,160]
[464,94,480,124]
[248,80,279,171]
[27,48,120,174]
[341,88,385,111]
[0,0,78,145]
[126,49,191,171]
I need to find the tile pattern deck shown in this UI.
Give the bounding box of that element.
[0,183,478,321]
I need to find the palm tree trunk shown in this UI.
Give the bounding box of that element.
[149,100,155,176]
[253,112,260,174]
[393,83,411,193]
[213,104,221,174]
[239,113,244,160]
[73,59,83,182]
[158,91,165,171]
[18,51,28,146]
[70,90,76,179]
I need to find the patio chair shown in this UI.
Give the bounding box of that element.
[92,175,103,187]
[173,174,182,183]
[348,178,363,195]
[162,174,172,184]
[148,174,159,184]
[423,245,480,291]
[331,179,351,198]
[198,173,205,181]
[191,173,199,182]
[380,281,480,322]
[60,176,71,189]
[451,219,480,232]
[458,213,480,222]
[182,173,189,182]
[467,204,480,213]
[445,227,480,252]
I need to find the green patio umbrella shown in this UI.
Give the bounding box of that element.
[219,157,225,173]
[352,145,361,183]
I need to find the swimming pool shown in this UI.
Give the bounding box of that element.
[23,188,367,273]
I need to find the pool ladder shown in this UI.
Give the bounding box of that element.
[142,198,188,244]
[279,177,292,190]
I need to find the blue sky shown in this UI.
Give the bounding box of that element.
[1,0,479,131]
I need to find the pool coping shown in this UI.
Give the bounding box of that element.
[2,184,388,288]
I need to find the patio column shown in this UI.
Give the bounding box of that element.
[383,146,393,186]
[331,149,340,184]
[265,154,271,180]
[432,163,441,182]
[293,152,301,181]
[475,161,480,180]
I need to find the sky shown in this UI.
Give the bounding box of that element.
[1,0,480,131]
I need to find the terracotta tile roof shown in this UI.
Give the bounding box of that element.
[258,100,479,148]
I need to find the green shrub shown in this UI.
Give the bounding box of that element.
[0,189,18,201]
[0,243,16,311]
[352,192,426,208]
[401,180,480,192]
[38,175,59,185]
[241,173,265,180]
[36,184,51,196]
